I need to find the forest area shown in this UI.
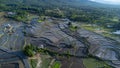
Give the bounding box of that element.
[0,0,120,30]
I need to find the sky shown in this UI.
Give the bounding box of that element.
[90,0,120,5]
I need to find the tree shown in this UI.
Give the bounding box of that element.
[23,45,35,57]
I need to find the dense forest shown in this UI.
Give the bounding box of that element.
[0,0,120,30]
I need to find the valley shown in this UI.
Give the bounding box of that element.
[0,0,120,68]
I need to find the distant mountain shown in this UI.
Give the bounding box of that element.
[0,0,119,8]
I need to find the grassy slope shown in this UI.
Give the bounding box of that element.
[83,58,112,68]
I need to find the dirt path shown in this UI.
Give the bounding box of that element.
[36,54,42,68]
[48,59,55,68]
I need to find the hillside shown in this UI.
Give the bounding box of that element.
[1,0,120,24]
[0,0,120,68]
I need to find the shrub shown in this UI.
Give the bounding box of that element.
[23,45,35,57]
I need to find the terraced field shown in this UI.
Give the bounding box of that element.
[0,48,24,68]
[0,22,25,50]
[0,12,10,25]
[0,16,119,68]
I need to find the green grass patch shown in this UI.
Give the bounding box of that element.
[30,59,37,68]
[0,33,4,38]
[51,61,61,68]
[69,25,78,31]
[41,55,52,68]
[102,32,115,37]
[81,24,119,39]
[111,17,119,22]
[82,26,96,31]
[83,58,112,68]
[37,20,43,23]
[27,14,39,21]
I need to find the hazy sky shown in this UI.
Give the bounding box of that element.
[90,0,120,5]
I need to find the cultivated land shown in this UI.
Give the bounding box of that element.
[0,0,120,68]
[0,13,119,68]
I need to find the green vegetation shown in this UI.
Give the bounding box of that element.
[0,0,120,30]
[41,55,52,68]
[51,61,61,68]
[37,48,73,57]
[37,20,43,23]
[1,0,119,68]
[5,11,29,22]
[69,25,78,31]
[81,23,120,41]
[83,58,112,68]
[37,16,46,23]
[0,12,9,24]
[81,25,97,31]
[30,59,37,68]
[68,22,78,31]
[23,44,36,57]
[23,44,73,58]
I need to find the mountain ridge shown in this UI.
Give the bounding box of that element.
[1,0,120,8]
